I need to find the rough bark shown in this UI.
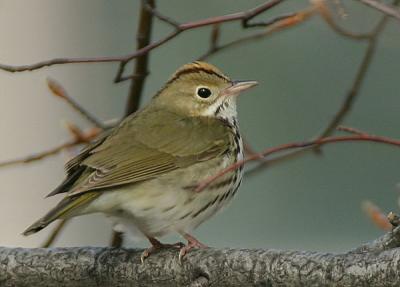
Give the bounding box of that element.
[1,227,400,287]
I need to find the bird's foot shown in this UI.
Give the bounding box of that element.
[141,237,184,263]
[178,233,208,262]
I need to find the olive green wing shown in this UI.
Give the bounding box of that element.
[23,110,230,236]
[46,130,111,197]
[64,130,111,174]
[67,109,231,196]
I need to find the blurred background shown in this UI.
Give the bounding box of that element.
[0,0,399,252]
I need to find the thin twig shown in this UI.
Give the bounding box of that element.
[195,131,400,193]
[318,0,399,138]
[201,0,371,61]
[362,201,392,231]
[0,1,287,83]
[199,7,316,60]
[8,81,105,247]
[244,147,314,178]
[199,30,271,61]
[40,220,68,248]
[243,12,297,28]
[0,127,99,168]
[0,141,78,168]
[242,0,286,27]
[244,126,361,180]
[337,125,367,135]
[0,1,397,83]
[47,78,106,129]
[316,1,371,40]
[357,0,400,20]
[125,0,155,116]
[0,56,123,73]
[142,0,179,28]
[36,126,103,247]
[243,140,264,161]
[210,24,220,52]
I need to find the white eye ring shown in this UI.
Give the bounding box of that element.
[196,86,212,99]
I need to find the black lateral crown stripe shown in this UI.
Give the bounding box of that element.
[169,67,230,84]
[153,64,230,98]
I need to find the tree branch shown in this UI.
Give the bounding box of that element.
[199,7,316,60]
[317,0,400,138]
[362,201,392,231]
[47,78,107,129]
[0,127,99,168]
[356,0,400,21]
[0,0,286,82]
[123,0,154,115]
[1,226,400,286]
[195,129,400,193]
[40,220,68,248]
[0,80,103,169]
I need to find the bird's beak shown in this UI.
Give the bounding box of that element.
[221,80,258,97]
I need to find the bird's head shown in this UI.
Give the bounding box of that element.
[152,61,257,120]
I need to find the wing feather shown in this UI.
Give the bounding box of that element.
[65,108,231,196]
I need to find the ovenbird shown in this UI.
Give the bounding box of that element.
[23,61,257,261]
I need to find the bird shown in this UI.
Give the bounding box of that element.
[23,61,258,262]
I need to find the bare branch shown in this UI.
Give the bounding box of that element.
[337,125,368,135]
[0,142,76,168]
[243,12,297,28]
[0,56,123,73]
[0,1,287,81]
[195,130,400,193]
[1,81,105,246]
[209,24,220,52]
[124,0,155,116]
[2,226,400,286]
[0,0,397,92]
[199,29,271,61]
[40,220,68,248]
[200,0,374,61]
[362,201,392,231]
[1,3,400,284]
[317,0,400,138]
[142,0,179,28]
[357,0,400,21]
[47,78,106,129]
[242,0,286,27]
[0,126,100,168]
[316,1,371,40]
[199,7,316,60]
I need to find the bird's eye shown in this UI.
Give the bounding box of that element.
[196,87,212,99]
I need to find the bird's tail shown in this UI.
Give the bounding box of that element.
[23,192,99,236]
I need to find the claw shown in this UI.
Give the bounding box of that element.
[141,246,155,264]
[178,233,208,262]
[141,237,184,263]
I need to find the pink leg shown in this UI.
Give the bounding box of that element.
[141,237,184,263]
[178,233,208,262]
